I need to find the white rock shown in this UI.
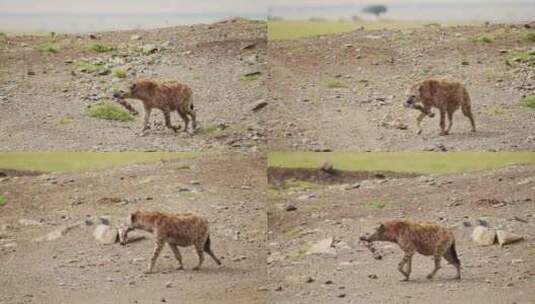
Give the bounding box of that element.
[93,225,118,244]
[19,218,42,226]
[307,237,336,256]
[130,35,142,40]
[496,230,524,246]
[472,226,496,246]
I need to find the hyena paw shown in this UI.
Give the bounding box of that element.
[416,129,423,135]
[176,265,184,270]
[426,274,434,280]
[192,266,201,271]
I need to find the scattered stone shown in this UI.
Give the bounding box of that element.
[344,183,360,190]
[130,35,142,40]
[324,280,334,285]
[142,44,158,55]
[298,193,315,200]
[308,237,336,256]
[165,282,172,288]
[285,205,297,212]
[19,219,43,226]
[99,217,110,225]
[93,224,118,244]
[337,293,346,298]
[496,230,524,247]
[476,219,488,227]
[368,274,378,279]
[471,226,496,246]
[251,99,268,112]
[305,277,314,283]
[320,162,335,174]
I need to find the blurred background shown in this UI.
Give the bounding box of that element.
[0,0,268,33]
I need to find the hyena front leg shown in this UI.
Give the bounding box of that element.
[146,240,164,274]
[192,242,205,271]
[398,253,414,281]
[416,112,427,135]
[439,109,447,136]
[142,106,152,132]
[169,243,184,270]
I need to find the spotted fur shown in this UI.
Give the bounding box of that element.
[405,77,476,136]
[360,219,461,281]
[120,210,221,273]
[114,79,197,133]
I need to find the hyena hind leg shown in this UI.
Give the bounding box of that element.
[443,246,461,280]
[204,236,221,265]
[427,255,442,280]
[177,111,190,133]
[192,242,205,271]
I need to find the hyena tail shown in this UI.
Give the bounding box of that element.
[204,235,222,265]
[114,99,139,116]
[461,89,476,132]
[448,241,461,266]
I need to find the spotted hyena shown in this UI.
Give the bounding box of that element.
[360,219,461,281]
[113,79,197,133]
[405,77,476,136]
[119,210,221,273]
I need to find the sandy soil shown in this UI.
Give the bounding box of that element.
[0,19,267,152]
[267,23,535,151]
[267,164,535,303]
[0,153,267,304]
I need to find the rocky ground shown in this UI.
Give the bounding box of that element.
[268,23,535,151]
[0,153,267,304]
[267,164,535,303]
[0,18,267,151]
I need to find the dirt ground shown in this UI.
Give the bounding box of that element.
[267,164,535,303]
[0,153,267,304]
[267,23,535,151]
[0,19,267,151]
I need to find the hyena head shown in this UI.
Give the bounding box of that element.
[360,223,393,242]
[404,83,434,117]
[113,80,156,100]
[119,211,144,245]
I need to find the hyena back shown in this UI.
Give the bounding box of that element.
[405,77,476,136]
[113,79,197,133]
[360,219,461,281]
[120,210,221,273]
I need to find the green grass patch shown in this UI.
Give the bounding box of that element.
[472,34,495,44]
[363,199,387,209]
[0,196,6,207]
[507,50,535,66]
[280,178,319,190]
[112,68,126,78]
[526,32,535,42]
[55,117,72,125]
[85,101,134,122]
[487,105,506,116]
[268,19,453,40]
[0,152,199,173]
[89,43,114,53]
[325,78,346,88]
[519,95,535,109]
[36,42,59,53]
[72,60,103,73]
[288,243,311,260]
[268,152,535,175]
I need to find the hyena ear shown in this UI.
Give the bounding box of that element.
[378,224,385,232]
